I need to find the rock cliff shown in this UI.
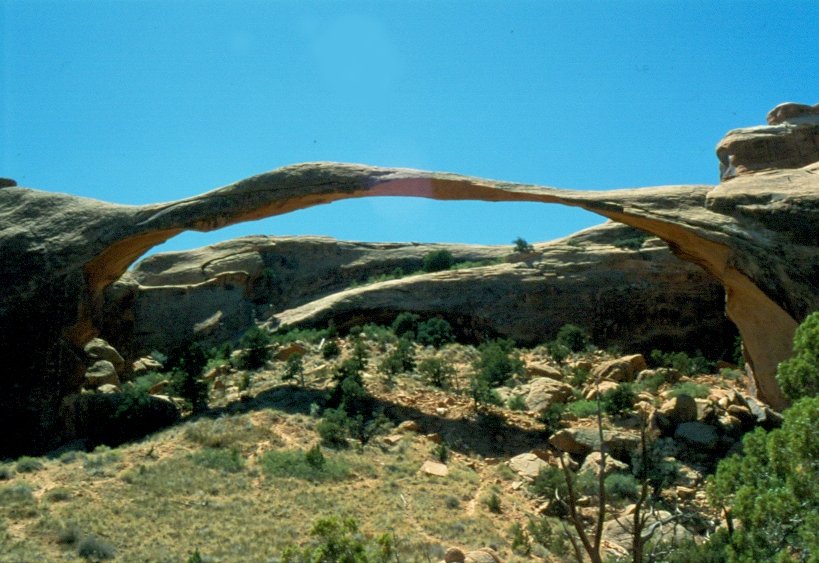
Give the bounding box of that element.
[103,224,735,361]
[0,106,816,455]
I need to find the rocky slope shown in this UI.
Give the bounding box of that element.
[0,104,816,455]
[104,222,735,364]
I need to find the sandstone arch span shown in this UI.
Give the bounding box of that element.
[1,157,817,455]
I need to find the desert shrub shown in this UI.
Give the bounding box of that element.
[474,339,524,387]
[509,521,530,554]
[527,516,568,555]
[546,341,570,363]
[469,376,502,410]
[281,515,395,563]
[15,456,43,473]
[416,317,455,348]
[538,403,566,434]
[650,349,714,376]
[513,237,535,253]
[57,523,82,545]
[604,473,639,501]
[282,353,305,386]
[530,466,568,499]
[418,356,455,388]
[77,534,116,560]
[132,370,167,393]
[719,367,744,381]
[0,465,12,480]
[238,326,271,369]
[45,487,72,502]
[566,365,590,387]
[379,338,415,376]
[483,491,502,513]
[555,323,590,352]
[423,249,454,272]
[708,396,818,562]
[261,449,349,483]
[566,399,599,418]
[669,381,710,399]
[169,366,208,413]
[507,394,527,411]
[391,312,420,339]
[184,416,245,448]
[317,408,352,448]
[661,529,730,563]
[776,310,819,401]
[190,448,244,473]
[601,383,636,416]
[432,442,449,463]
[635,372,666,393]
[270,326,331,345]
[322,339,341,359]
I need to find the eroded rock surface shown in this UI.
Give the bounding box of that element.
[1,105,816,454]
[106,223,734,363]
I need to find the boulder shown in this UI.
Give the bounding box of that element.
[526,362,563,380]
[578,451,629,478]
[84,360,119,388]
[674,422,720,451]
[508,452,551,479]
[273,342,309,361]
[525,377,573,413]
[132,356,164,375]
[602,507,691,552]
[549,428,640,462]
[84,338,125,374]
[767,102,819,125]
[590,354,647,383]
[464,548,501,563]
[584,380,619,400]
[444,548,465,563]
[419,461,448,477]
[657,394,698,430]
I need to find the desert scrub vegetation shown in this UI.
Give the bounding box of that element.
[259,446,354,483]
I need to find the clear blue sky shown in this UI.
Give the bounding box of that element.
[3,1,817,256]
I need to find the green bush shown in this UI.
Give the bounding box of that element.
[555,323,590,352]
[538,403,566,434]
[708,396,819,562]
[378,338,415,376]
[281,515,395,563]
[322,339,341,359]
[483,491,502,513]
[261,449,350,483]
[391,312,420,339]
[169,366,208,413]
[239,326,271,370]
[15,456,43,473]
[546,341,570,363]
[423,249,454,272]
[530,466,568,499]
[776,311,819,401]
[507,394,527,411]
[474,339,524,388]
[282,353,305,386]
[513,237,535,253]
[469,376,502,410]
[650,349,714,376]
[601,383,636,416]
[416,317,455,348]
[190,448,244,473]
[566,399,599,418]
[317,408,351,448]
[669,381,710,399]
[418,356,455,388]
[77,534,116,560]
[509,521,530,554]
[604,473,639,501]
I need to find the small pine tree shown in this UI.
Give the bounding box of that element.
[423,249,454,272]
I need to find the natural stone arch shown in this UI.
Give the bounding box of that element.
[1,160,816,455]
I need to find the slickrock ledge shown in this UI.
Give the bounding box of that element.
[1,108,817,455]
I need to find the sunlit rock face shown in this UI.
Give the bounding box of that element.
[102,224,735,363]
[0,104,816,454]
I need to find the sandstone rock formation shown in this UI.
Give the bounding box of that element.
[1,105,816,454]
[106,223,734,363]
